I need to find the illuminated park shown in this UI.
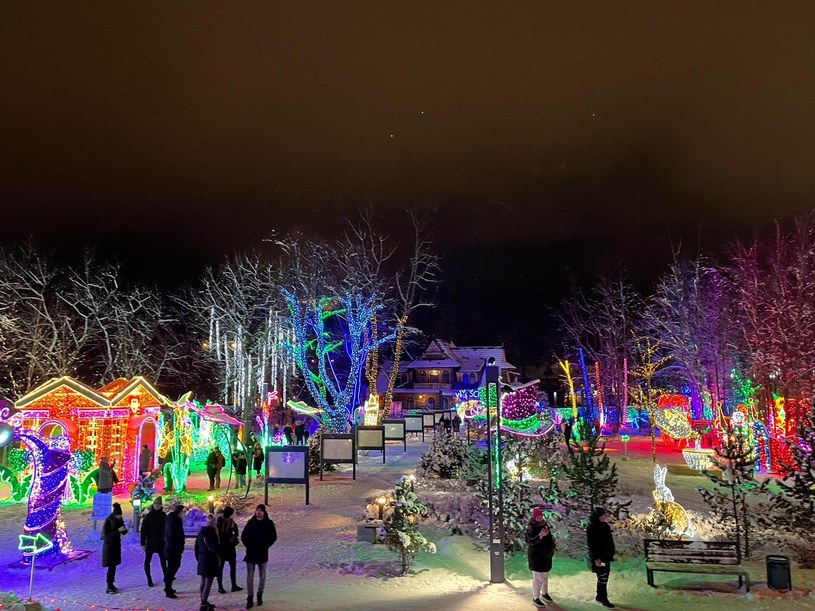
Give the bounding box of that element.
[2,3,815,611]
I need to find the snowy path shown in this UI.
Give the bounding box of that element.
[1,436,814,610]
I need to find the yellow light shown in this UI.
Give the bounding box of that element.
[375,496,386,506]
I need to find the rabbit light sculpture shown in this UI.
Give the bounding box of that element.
[653,464,694,537]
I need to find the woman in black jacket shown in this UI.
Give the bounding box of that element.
[586,506,616,609]
[195,513,221,611]
[216,506,242,593]
[101,502,128,594]
[525,507,555,607]
[241,504,277,609]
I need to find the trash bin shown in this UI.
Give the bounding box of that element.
[766,554,792,591]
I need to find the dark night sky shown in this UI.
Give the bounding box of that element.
[2,3,815,361]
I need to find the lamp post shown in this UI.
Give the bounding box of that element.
[485,358,505,583]
[207,495,215,515]
[375,496,386,520]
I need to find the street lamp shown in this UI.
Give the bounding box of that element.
[132,498,142,533]
[375,496,387,520]
[485,358,505,583]
[207,495,215,515]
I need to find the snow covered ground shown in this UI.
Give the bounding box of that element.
[1,435,814,611]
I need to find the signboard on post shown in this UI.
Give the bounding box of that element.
[422,412,436,434]
[403,414,424,441]
[355,425,385,463]
[91,492,113,523]
[266,445,309,505]
[320,433,355,480]
[382,419,407,451]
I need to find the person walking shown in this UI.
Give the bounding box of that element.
[587,507,617,608]
[283,421,294,445]
[443,414,453,434]
[140,496,167,587]
[294,420,305,445]
[214,448,225,488]
[195,513,220,611]
[139,444,152,477]
[164,501,186,599]
[233,451,248,489]
[563,417,574,453]
[526,507,555,607]
[241,504,277,609]
[252,443,264,479]
[216,506,242,593]
[452,413,462,434]
[101,502,128,593]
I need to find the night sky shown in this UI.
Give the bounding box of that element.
[2,3,815,362]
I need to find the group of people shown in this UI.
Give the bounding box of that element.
[437,412,462,434]
[525,506,617,608]
[101,497,278,611]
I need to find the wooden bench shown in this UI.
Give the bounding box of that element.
[644,539,750,592]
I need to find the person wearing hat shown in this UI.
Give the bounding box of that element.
[526,506,556,607]
[587,507,617,608]
[240,504,277,609]
[140,495,167,587]
[216,505,242,594]
[101,502,128,594]
[164,501,186,598]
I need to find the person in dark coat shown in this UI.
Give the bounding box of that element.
[195,513,221,611]
[294,420,305,445]
[452,413,462,434]
[233,451,248,489]
[283,421,294,445]
[101,502,128,593]
[139,444,152,476]
[140,496,167,587]
[252,443,264,479]
[443,414,453,434]
[587,506,617,608]
[563,417,574,453]
[96,457,117,493]
[163,501,186,598]
[241,504,277,609]
[216,506,242,593]
[206,449,223,491]
[525,507,555,606]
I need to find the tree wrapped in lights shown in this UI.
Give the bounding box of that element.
[157,393,195,492]
[282,289,393,432]
[760,422,815,566]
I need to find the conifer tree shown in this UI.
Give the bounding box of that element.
[698,424,767,560]
[379,476,435,574]
[762,422,815,566]
[543,420,630,519]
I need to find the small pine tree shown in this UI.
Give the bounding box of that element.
[379,475,436,574]
[472,475,536,553]
[762,422,815,567]
[416,432,473,479]
[542,420,630,520]
[698,424,768,560]
[307,429,336,475]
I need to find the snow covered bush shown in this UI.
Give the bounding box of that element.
[308,429,336,475]
[416,431,474,479]
[379,475,436,574]
[502,432,563,480]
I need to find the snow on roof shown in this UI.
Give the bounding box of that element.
[451,346,515,371]
[405,358,460,369]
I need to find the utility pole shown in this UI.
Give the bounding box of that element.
[485,358,505,583]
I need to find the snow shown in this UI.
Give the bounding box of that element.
[1,435,814,610]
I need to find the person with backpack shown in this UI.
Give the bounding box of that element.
[241,504,277,609]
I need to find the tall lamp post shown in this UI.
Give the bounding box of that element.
[485,358,505,583]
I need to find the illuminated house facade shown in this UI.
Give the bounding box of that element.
[15,376,170,485]
[384,339,518,411]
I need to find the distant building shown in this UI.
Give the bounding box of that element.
[379,339,518,411]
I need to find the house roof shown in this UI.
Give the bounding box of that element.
[108,376,171,407]
[16,376,109,409]
[401,341,517,372]
[97,378,132,398]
